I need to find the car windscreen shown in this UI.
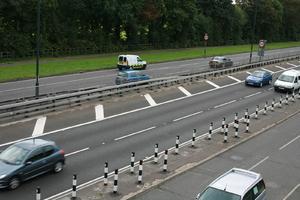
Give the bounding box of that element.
[0,145,30,165]
[212,57,223,61]
[118,72,128,77]
[198,187,241,200]
[278,74,294,82]
[251,71,264,78]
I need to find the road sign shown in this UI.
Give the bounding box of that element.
[259,40,265,48]
[204,33,208,41]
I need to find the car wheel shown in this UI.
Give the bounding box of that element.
[259,82,263,87]
[9,177,20,190]
[53,161,64,173]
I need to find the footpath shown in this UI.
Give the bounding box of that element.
[57,94,300,200]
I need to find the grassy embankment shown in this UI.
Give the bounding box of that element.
[0,41,299,82]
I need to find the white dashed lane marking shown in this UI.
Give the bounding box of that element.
[248,156,269,171]
[32,116,47,136]
[114,126,156,141]
[227,75,242,83]
[246,71,252,75]
[205,80,220,88]
[287,62,299,67]
[214,100,237,109]
[144,93,157,106]
[65,147,90,157]
[274,65,286,70]
[244,92,262,99]
[95,104,104,121]
[173,111,203,122]
[261,67,274,74]
[178,86,192,96]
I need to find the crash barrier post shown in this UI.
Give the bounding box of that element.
[271,99,275,111]
[192,129,196,147]
[113,169,118,194]
[36,187,41,200]
[154,144,159,163]
[175,136,180,154]
[222,117,226,134]
[235,120,239,138]
[71,174,77,199]
[223,124,228,143]
[138,160,143,184]
[130,152,135,174]
[163,150,168,172]
[244,109,248,123]
[264,101,268,115]
[104,162,108,186]
[246,115,250,133]
[285,93,289,105]
[255,105,259,119]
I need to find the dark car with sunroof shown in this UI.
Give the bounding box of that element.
[0,139,65,189]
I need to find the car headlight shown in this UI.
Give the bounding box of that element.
[0,174,7,179]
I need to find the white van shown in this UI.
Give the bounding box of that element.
[117,55,147,71]
[274,69,300,92]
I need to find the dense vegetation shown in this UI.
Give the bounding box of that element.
[0,0,299,57]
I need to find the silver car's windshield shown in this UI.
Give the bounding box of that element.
[198,187,241,200]
[0,145,30,165]
[278,74,294,82]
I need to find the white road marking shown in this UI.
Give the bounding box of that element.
[282,184,300,200]
[95,104,104,121]
[178,86,192,96]
[214,100,236,109]
[227,75,242,83]
[114,126,156,141]
[268,87,273,91]
[248,156,269,170]
[246,71,252,75]
[287,62,299,67]
[274,65,286,70]
[173,111,203,122]
[144,93,157,106]
[279,135,300,150]
[32,116,47,136]
[206,80,220,88]
[261,67,274,74]
[65,147,90,157]
[244,92,262,99]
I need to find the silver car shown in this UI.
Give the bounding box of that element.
[209,56,233,68]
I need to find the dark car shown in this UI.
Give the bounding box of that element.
[115,70,150,85]
[0,139,65,189]
[209,56,233,68]
[245,70,272,87]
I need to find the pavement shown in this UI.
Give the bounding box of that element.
[57,93,300,200]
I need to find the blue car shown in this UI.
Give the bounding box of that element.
[0,139,65,189]
[115,70,150,85]
[245,70,272,87]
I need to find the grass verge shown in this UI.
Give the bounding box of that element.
[0,41,299,82]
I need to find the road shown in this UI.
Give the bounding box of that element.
[132,111,300,200]
[0,60,299,199]
[0,47,299,102]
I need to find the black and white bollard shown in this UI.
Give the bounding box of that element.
[138,160,143,184]
[264,101,268,115]
[271,99,275,111]
[298,89,300,99]
[130,152,135,174]
[71,174,77,199]
[36,187,41,200]
[246,115,250,133]
[285,93,289,105]
[113,169,118,194]
[235,120,239,138]
[175,136,180,154]
[104,162,108,186]
[234,113,238,128]
[208,122,213,140]
[291,91,295,102]
[192,129,196,147]
[223,124,228,143]
[163,150,168,172]
[279,95,282,108]
[244,109,248,123]
[255,105,259,119]
[154,144,159,164]
[222,117,226,134]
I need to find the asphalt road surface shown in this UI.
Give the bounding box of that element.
[0,47,300,102]
[0,60,299,199]
[132,112,300,200]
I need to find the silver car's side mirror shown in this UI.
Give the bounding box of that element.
[196,193,201,200]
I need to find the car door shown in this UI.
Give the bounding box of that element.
[21,148,47,180]
[42,145,56,171]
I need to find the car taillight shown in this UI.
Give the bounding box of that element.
[59,149,65,155]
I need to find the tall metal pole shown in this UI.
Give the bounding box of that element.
[249,0,258,64]
[35,0,41,96]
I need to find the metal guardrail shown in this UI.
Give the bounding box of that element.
[0,55,299,123]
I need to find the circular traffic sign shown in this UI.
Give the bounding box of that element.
[259,40,265,48]
[204,33,208,41]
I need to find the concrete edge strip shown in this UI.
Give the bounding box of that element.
[123,108,300,200]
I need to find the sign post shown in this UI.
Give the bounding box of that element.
[258,39,266,61]
[204,33,208,57]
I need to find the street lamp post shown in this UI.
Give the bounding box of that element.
[249,0,258,64]
[35,0,41,97]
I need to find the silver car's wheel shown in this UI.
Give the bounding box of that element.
[9,177,20,190]
[54,162,63,173]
